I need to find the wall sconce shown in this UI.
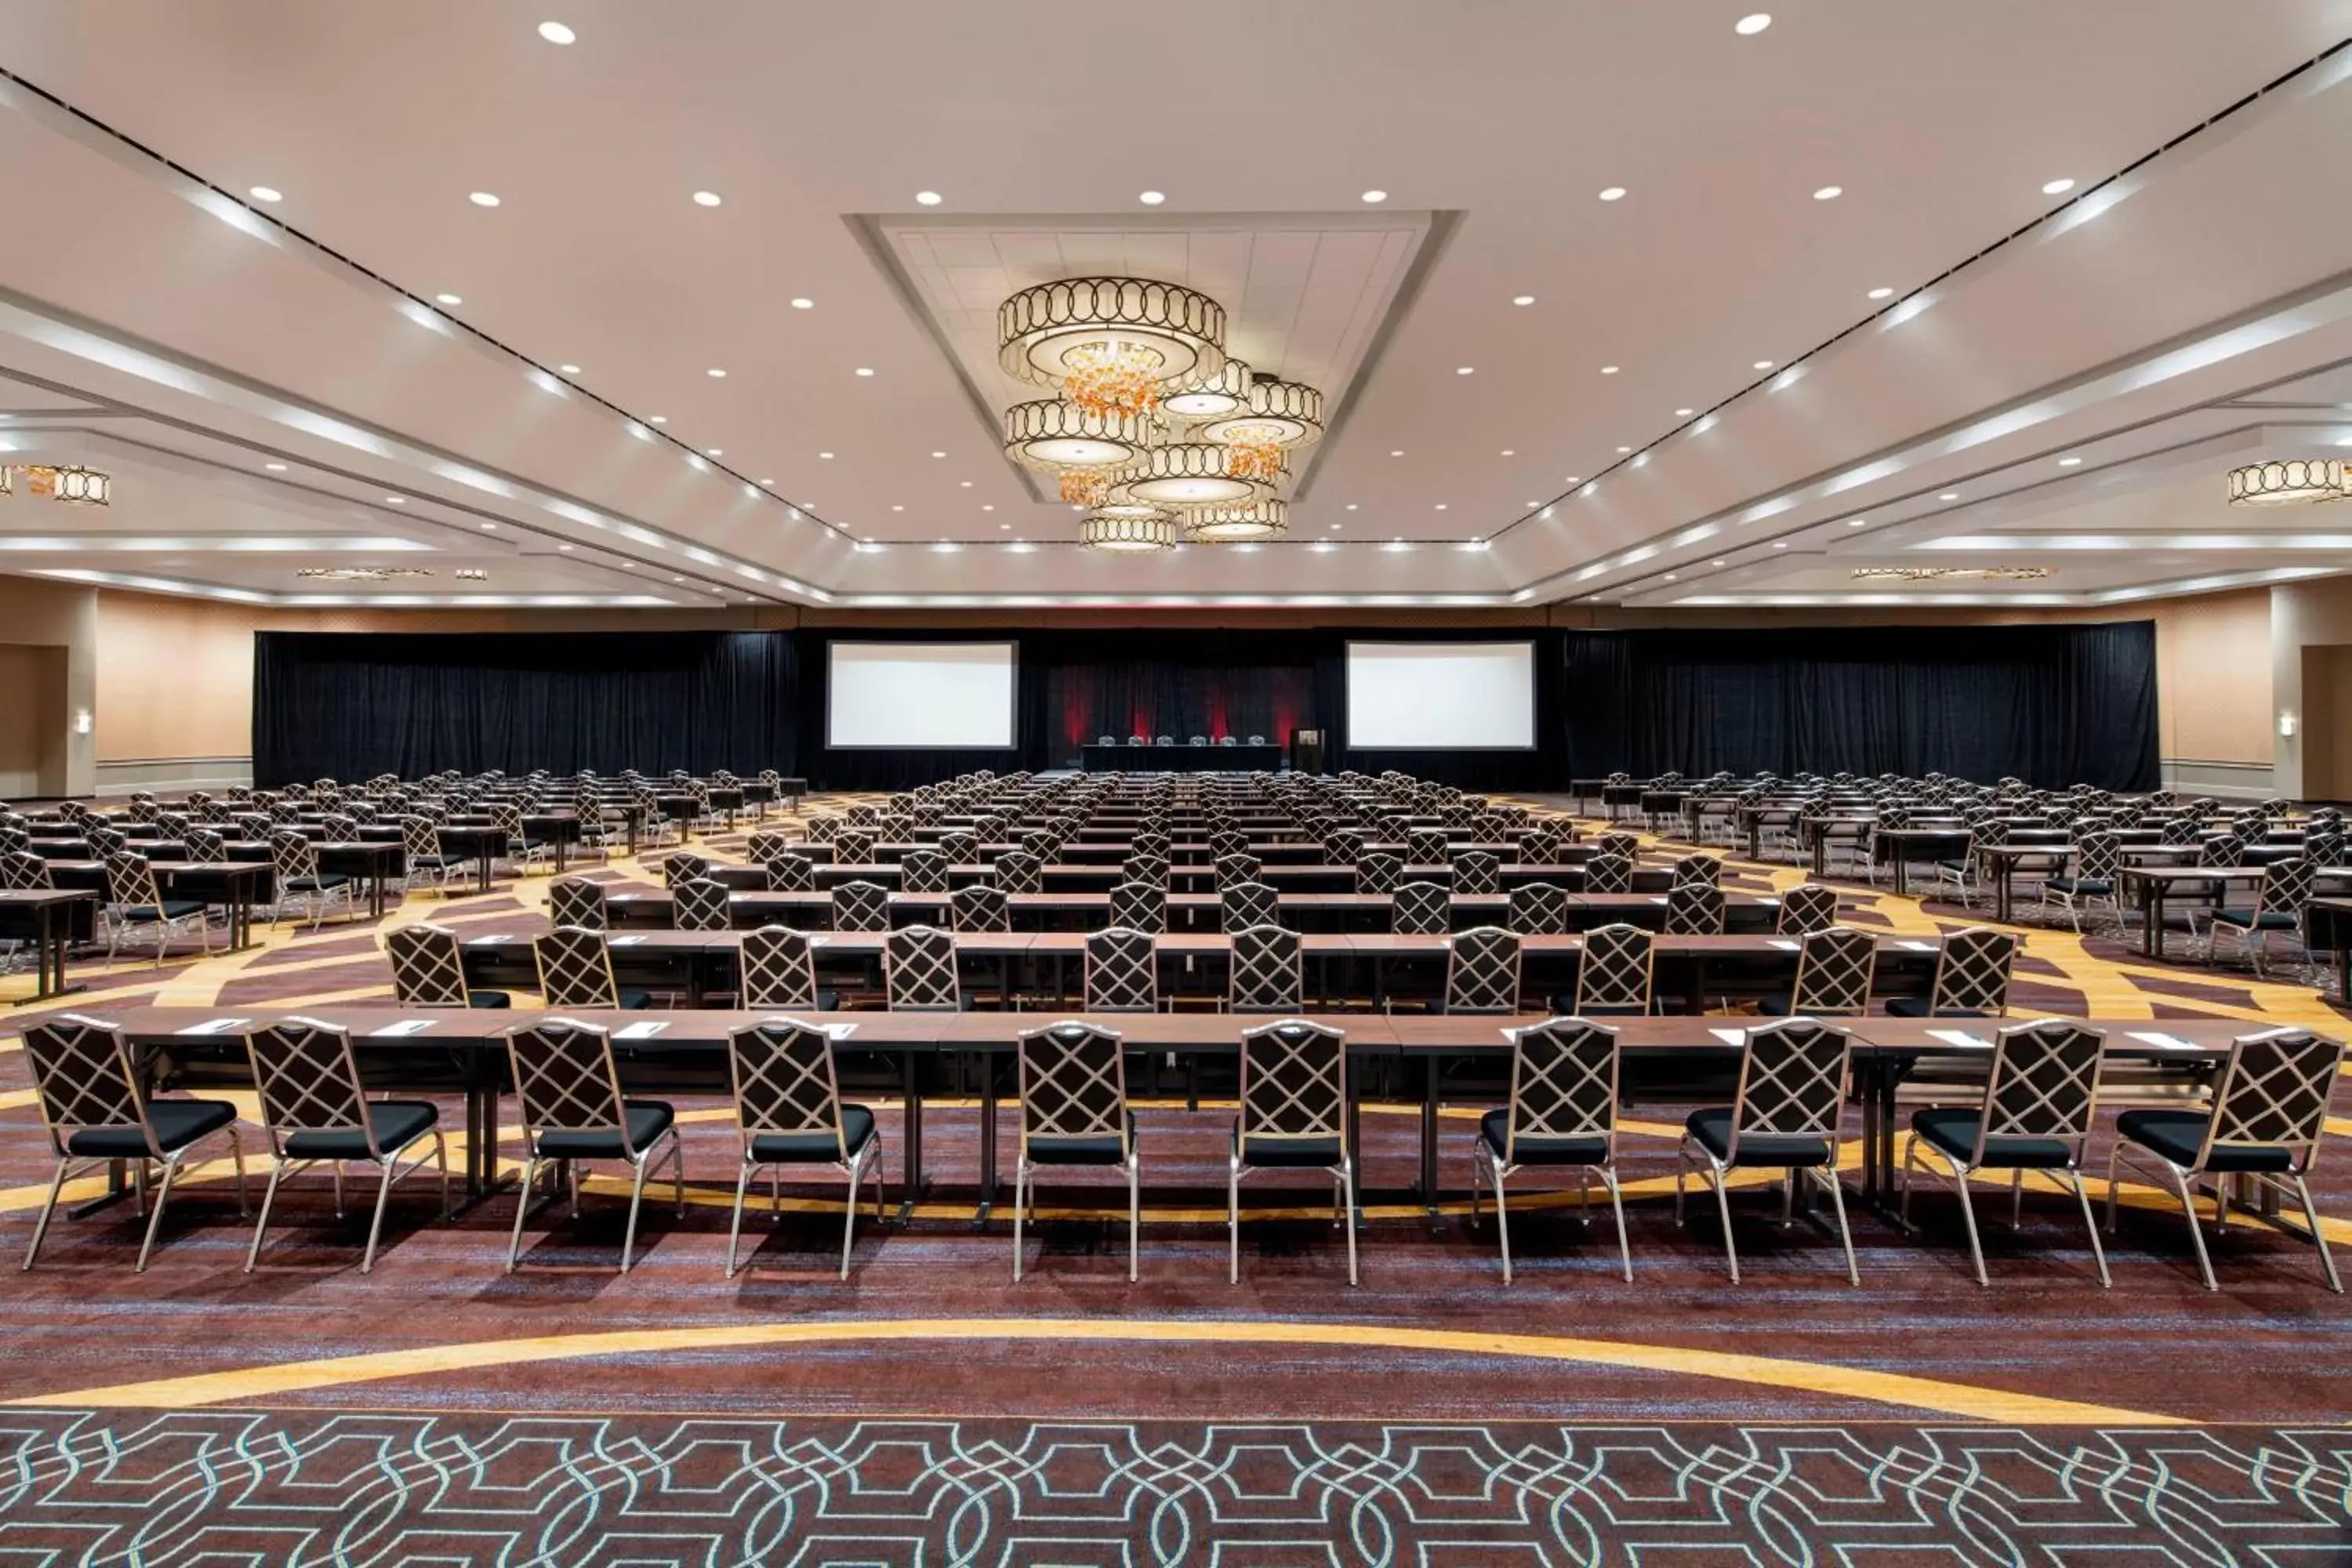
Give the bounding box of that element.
[72,709,93,735]
[2278,711,2298,739]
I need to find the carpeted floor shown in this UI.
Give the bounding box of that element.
[2,793,2347,1561]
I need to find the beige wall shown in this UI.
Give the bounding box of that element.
[63,579,2292,797]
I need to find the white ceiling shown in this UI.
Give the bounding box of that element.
[0,1,2346,608]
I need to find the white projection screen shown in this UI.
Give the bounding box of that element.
[1346,641,1536,750]
[826,641,1018,749]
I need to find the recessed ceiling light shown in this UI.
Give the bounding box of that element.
[706,447,723,456]
[2058,456,2082,466]
[1847,517,1867,527]
[1456,366,1475,376]
[468,191,500,208]
[557,543,572,552]
[2042,177,2076,196]
[1664,573,1679,581]
[384,494,405,504]
[998,521,1010,528]
[1601,365,1621,376]
[434,293,463,306]
[959,478,972,486]
[1616,445,1632,453]
[1753,360,1775,370]
[891,504,904,511]
[480,522,495,531]
[1771,541,1788,549]
[1939,492,1959,502]
[1389,450,1403,458]
[1867,286,1894,300]
[1598,187,1626,201]
[982,504,996,512]
[1500,449,1515,456]
[1330,522,1343,530]
[1138,190,1166,205]
[1813,185,1842,201]
[819,451,835,459]
[1361,190,1388,203]
[1512,294,1535,306]
[537,20,575,43]
[855,367,874,377]
[790,297,814,310]
[672,575,684,582]
[1435,503,1448,511]
[249,185,282,203]
[1346,503,1359,510]
[691,191,723,207]
[1735,12,1772,33]
[558,363,580,374]
[915,190,942,205]
[931,451,946,459]
[264,462,287,471]
[1710,558,1726,566]
[1565,475,1581,483]
[707,368,726,378]
[1675,408,1694,417]
[648,415,666,424]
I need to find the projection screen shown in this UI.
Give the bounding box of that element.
[1345,641,1536,750]
[826,641,1018,749]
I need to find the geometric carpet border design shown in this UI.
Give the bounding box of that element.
[1,1412,2347,1563]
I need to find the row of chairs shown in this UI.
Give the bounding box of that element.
[22,1011,2339,1293]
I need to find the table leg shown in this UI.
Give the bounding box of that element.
[1813,835,1826,878]
[2147,884,2165,960]
[1892,853,1908,898]
[1996,862,2013,926]
[896,1051,925,1221]
[1419,1054,1441,1231]
[477,848,495,895]
[975,1053,998,1227]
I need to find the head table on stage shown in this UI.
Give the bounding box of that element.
[1078,743,1287,772]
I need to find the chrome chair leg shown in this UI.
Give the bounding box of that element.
[2063,1169,2111,1289]
[1709,1163,1740,1284]
[1340,1156,1359,1287]
[2292,1175,2343,1293]
[725,1157,753,1276]
[1947,1159,1989,1287]
[360,1157,398,1274]
[24,1161,69,1270]
[1127,1159,1140,1283]
[1013,1161,1028,1283]
[135,1155,183,1273]
[1227,1160,1241,1285]
[1492,1162,1513,1286]
[620,1154,651,1273]
[1602,1167,1632,1283]
[506,1156,540,1272]
[838,1151,861,1281]
[2167,1163,2219,1291]
[244,1160,288,1273]
[1822,1166,1860,1287]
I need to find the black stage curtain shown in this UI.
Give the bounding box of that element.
[252,631,797,785]
[1559,622,2159,789]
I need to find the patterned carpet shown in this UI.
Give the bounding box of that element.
[1,791,2346,1562]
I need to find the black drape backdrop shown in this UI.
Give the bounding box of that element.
[253,622,2156,793]
[1557,622,2159,789]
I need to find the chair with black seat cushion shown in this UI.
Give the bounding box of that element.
[1221,879,1281,933]
[1902,1018,2108,1287]
[1445,926,1522,1014]
[1323,829,1364,864]
[2207,856,2314,975]
[1509,881,1570,935]
[1356,852,1403,894]
[1084,927,1159,1011]
[1762,926,1878,1017]
[1583,851,1632,895]
[549,876,608,932]
[243,1017,448,1273]
[833,879,891,933]
[1776,883,1840,935]
[662,851,710,888]
[269,829,352,931]
[490,802,553,876]
[504,1018,682,1273]
[0,848,52,889]
[2042,831,2122,935]
[104,849,211,967]
[1676,1018,1859,1285]
[1013,1021,1140,1282]
[1572,922,1653,1015]
[724,1018,884,1277]
[1391,880,1452,935]
[1517,827,1563,866]
[1472,1018,1629,1283]
[20,1013,249,1272]
[1886,927,2015,1017]
[765,852,816,892]
[1209,830,1249,862]
[1450,850,1501,895]
[1672,852,1723,887]
[804,813,840,844]
[1214,851,1263,888]
[993,850,1043,894]
[1664,879,1726,936]
[399,814,463,895]
[900,849,951,895]
[386,922,510,1008]
[1108,880,1166,933]
[938,830,979,863]
[533,925,653,1010]
[2108,1026,2344,1292]
[951,883,1011,934]
[674,877,733,932]
[747,829,797,869]
[844,804,881,830]
[885,924,963,1011]
[1130,831,1171,862]
[1229,1018,1355,1285]
[1229,924,1303,1012]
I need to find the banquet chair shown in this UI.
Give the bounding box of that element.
[1776,883,1840,935]
[1444,926,1523,1014]
[1664,880,1726,935]
[1472,1018,1629,1283]
[1451,851,1501,895]
[833,879,892,932]
[724,1018,884,1278]
[673,877,734,932]
[740,925,829,1010]
[1571,923,1653,1016]
[884,924,963,1011]
[1230,1018,1354,1286]
[1761,926,1878,1018]
[1356,852,1403,894]
[1109,880,1166,932]
[1886,927,2016,1017]
[1508,881,1571,935]
[1392,880,1452,935]
[1229,924,1303,1012]
[104,850,210,967]
[1013,1021,1138,1282]
[504,1018,682,1273]
[1083,927,1160,1011]
[767,852,817,891]
[549,875,608,931]
[1677,1018,1859,1286]
[1221,880,1281,932]
[384,923,510,1008]
[533,925,654,1010]
[269,829,353,931]
[900,848,951,895]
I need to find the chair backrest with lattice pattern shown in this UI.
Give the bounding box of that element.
[1083,927,1158,1011]
[268,828,321,880]
[246,1018,375,1158]
[1221,879,1281,932]
[885,924,961,1010]
[1214,851,1263,887]
[1018,1022,1130,1160]
[1229,923,1303,1011]
[1323,829,1364,864]
[1356,852,1403,894]
[674,877,733,931]
[1237,1018,1346,1161]
[833,879,891,932]
[938,830,978,864]
[507,1019,638,1152]
[831,829,874,865]
[550,877,608,931]
[739,925,819,1008]
[0,850,53,889]
[2258,856,2317,920]
[20,1014,151,1158]
[534,926,621,1007]
[1446,925,1523,1014]
[747,831,796,866]
[766,853,816,891]
[951,883,1010,932]
[2201,1028,2344,1174]
[805,814,840,844]
[103,849,165,913]
[1673,853,1723,887]
[385,924,471,1006]
[1926,927,2015,1014]
[1583,851,1632,895]
[897,849,947,895]
[1130,831,1170,862]
[1408,827,1450,864]
[728,1018,847,1156]
[1122,852,1168,887]
[993,850,1043,893]
[1209,830,1248,861]
[1969,1019,2104,1162]
[1392,880,1451,934]
[1503,1019,1619,1164]
[1664,880,1726,935]
[1450,850,1501,895]
[1575,922,1653,1012]
[1776,883,1838,935]
[2200,832,2245,869]
[1726,1019,1851,1157]
[1508,881,1570,935]
[1517,827,1563,864]
[1791,927,1877,1015]
[1108,880,1165,932]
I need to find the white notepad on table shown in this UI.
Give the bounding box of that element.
[1708,1027,1748,1046]
[2128,1030,2198,1051]
[614,1020,669,1040]
[368,1018,437,1038]
[174,1017,250,1036]
[1926,1029,1991,1049]
[1766,938,1799,952]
